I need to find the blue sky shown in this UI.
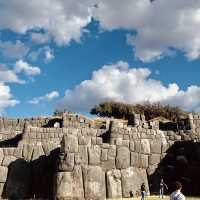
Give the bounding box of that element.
[0,0,200,117]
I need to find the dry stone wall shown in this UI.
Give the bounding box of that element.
[0,113,199,199]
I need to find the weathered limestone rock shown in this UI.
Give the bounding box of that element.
[101,149,108,161]
[61,134,78,153]
[147,164,158,176]
[0,183,4,197]
[150,140,162,154]
[108,145,116,158]
[2,156,16,167]
[134,140,141,153]
[141,139,151,154]
[88,145,101,165]
[0,166,8,182]
[75,145,88,165]
[116,146,130,169]
[131,152,140,167]
[55,166,84,199]
[58,153,74,171]
[107,169,122,198]
[31,145,44,160]
[130,141,135,151]
[101,158,116,171]
[140,154,149,168]
[121,167,149,197]
[83,166,106,200]
[78,136,91,145]
[149,154,161,165]
[0,149,3,164]
[23,145,34,161]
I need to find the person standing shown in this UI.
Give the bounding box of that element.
[159,178,168,198]
[141,183,146,200]
[170,181,186,200]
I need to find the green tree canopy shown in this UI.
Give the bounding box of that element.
[90,101,188,122]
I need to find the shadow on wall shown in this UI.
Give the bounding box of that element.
[0,134,22,148]
[148,141,200,196]
[2,148,60,199]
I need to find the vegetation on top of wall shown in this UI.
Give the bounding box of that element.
[53,109,65,117]
[90,101,188,122]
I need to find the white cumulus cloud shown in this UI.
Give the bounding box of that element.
[0,64,25,84]
[14,60,41,76]
[59,61,200,112]
[0,82,19,114]
[1,0,200,62]
[94,0,200,62]
[28,90,59,104]
[0,0,93,45]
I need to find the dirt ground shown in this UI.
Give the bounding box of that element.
[109,196,200,200]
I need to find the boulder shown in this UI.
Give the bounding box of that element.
[121,167,149,197]
[150,140,162,154]
[61,134,78,153]
[88,145,101,165]
[131,152,140,167]
[75,145,88,165]
[0,166,8,183]
[58,153,74,171]
[55,166,84,199]
[116,146,130,169]
[107,169,122,198]
[141,139,151,154]
[140,154,149,168]
[149,154,161,165]
[2,156,16,167]
[83,166,106,200]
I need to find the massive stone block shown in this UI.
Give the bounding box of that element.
[55,166,84,199]
[107,169,122,198]
[75,145,88,165]
[150,140,162,154]
[149,154,161,165]
[83,166,106,200]
[121,167,149,197]
[101,158,116,171]
[141,139,151,154]
[61,134,78,153]
[0,166,8,182]
[2,156,16,167]
[140,154,149,168]
[131,152,140,168]
[58,153,74,171]
[88,145,101,165]
[116,146,130,169]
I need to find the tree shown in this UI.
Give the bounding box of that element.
[90,101,188,122]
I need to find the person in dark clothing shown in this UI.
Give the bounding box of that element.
[141,183,146,200]
[160,178,168,198]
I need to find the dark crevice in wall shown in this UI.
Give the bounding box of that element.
[149,141,200,196]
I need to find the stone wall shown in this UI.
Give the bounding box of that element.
[0,112,199,199]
